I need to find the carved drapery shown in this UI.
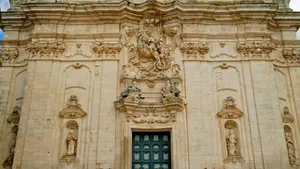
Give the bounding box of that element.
[283,48,300,65]
[26,42,65,58]
[59,95,87,119]
[92,42,122,58]
[180,42,209,59]
[0,48,19,66]
[237,41,275,58]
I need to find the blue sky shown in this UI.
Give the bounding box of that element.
[0,0,299,40]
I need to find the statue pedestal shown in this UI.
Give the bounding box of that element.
[224,163,242,169]
[58,156,79,169]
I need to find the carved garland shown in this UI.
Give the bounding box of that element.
[237,41,275,58]
[26,42,65,58]
[180,42,209,59]
[0,48,19,66]
[283,48,300,65]
[92,42,122,58]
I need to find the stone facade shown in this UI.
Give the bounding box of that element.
[0,0,300,169]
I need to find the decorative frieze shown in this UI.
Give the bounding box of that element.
[92,42,122,58]
[180,42,209,59]
[282,48,300,65]
[0,48,19,66]
[25,42,65,58]
[237,41,275,58]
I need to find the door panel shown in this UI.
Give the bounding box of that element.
[132,132,171,169]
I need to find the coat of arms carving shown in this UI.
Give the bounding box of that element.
[123,10,179,80]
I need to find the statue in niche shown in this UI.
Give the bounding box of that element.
[120,81,144,102]
[226,129,238,156]
[2,126,18,168]
[161,80,180,102]
[66,130,77,156]
[285,131,296,165]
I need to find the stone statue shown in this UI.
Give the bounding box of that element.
[66,131,77,156]
[226,129,237,156]
[120,81,141,98]
[161,80,180,102]
[285,132,296,165]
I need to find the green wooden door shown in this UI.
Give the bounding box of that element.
[132,132,171,169]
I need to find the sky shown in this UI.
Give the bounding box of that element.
[0,0,299,40]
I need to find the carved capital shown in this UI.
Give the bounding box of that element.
[0,48,19,66]
[237,41,275,58]
[92,42,122,58]
[26,42,65,58]
[60,95,87,119]
[283,48,300,65]
[180,42,209,59]
[217,96,243,119]
[282,106,294,123]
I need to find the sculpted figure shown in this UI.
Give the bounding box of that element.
[161,80,180,102]
[2,133,17,168]
[285,132,296,164]
[226,129,237,156]
[66,131,77,156]
[120,81,141,98]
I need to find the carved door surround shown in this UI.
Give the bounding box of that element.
[115,80,188,169]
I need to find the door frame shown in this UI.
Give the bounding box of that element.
[123,124,178,169]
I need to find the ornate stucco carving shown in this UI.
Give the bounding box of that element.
[217,96,243,119]
[92,42,122,58]
[123,10,179,80]
[180,42,209,59]
[26,42,65,58]
[7,106,21,124]
[59,95,87,119]
[115,80,184,124]
[283,48,300,65]
[237,41,275,58]
[282,107,294,123]
[0,48,19,66]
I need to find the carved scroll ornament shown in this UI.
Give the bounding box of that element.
[217,96,243,119]
[283,48,300,65]
[59,95,87,119]
[180,42,209,58]
[26,42,65,58]
[237,41,275,58]
[282,107,294,123]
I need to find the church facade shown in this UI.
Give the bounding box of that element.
[0,0,300,169]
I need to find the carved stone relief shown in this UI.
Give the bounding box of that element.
[180,42,209,59]
[283,48,300,65]
[237,41,275,58]
[217,96,243,119]
[92,42,122,58]
[26,41,65,58]
[59,95,87,119]
[282,107,294,123]
[0,48,19,66]
[122,10,179,80]
[2,106,21,169]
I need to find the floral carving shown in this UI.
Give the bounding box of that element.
[92,42,122,58]
[0,48,19,66]
[26,42,65,58]
[283,48,300,65]
[180,42,209,58]
[126,106,176,124]
[217,96,243,119]
[237,41,275,58]
[59,95,87,119]
[123,11,178,79]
